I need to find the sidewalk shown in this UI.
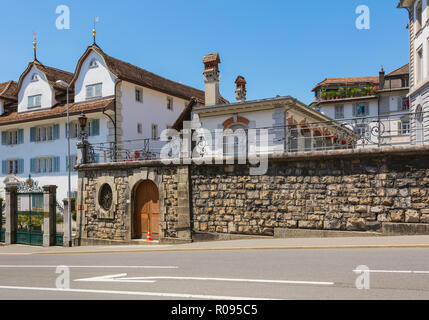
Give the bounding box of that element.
[2,235,429,255]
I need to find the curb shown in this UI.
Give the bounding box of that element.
[1,243,429,255]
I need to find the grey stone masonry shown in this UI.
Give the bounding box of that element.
[42,186,57,247]
[5,186,18,245]
[191,146,429,236]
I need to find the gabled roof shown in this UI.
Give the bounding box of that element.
[70,45,228,105]
[386,64,409,77]
[0,81,18,101]
[0,97,114,126]
[17,60,73,93]
[312,76,379,92]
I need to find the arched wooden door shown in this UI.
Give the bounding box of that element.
[135,180,159,238]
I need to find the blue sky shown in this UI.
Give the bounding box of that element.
[0,0,409,104]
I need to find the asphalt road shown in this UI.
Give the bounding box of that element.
[0,247,429,300]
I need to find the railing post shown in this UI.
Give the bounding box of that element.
[0,198,3,232]
[5,185,18,245]
[42,185,57,247]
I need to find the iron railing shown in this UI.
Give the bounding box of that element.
[86,111,426,163]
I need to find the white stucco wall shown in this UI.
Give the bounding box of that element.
[18,66,56,113]
[119,81,188,152]
[0,113,109,201]
[74,51,116,103]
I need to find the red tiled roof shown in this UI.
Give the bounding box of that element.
[313,76,379,91]
[386,64,409,77]
[71,45,228,105]
[0,81,18,101]
[0,97,114,126]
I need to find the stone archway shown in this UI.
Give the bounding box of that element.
[134,180,160,239]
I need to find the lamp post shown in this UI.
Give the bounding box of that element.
[56,80,72,247]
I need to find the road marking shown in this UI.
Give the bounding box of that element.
[74,274,334,286]
[74,273,156,283]
[0,285,271,300]
[353,269,429,274]
[0,265,178,269]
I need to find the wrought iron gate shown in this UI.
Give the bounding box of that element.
[16,192,44,246]
[16,177,44,246]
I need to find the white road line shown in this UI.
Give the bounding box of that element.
[0,285,271,300]
[74,273,156,283]
[75,274,334,286]
[353,269,429,274]
[0,265,178,269]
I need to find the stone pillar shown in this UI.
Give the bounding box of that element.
[175,166,192,241]
[42,186,57,247]
[77,140,89,164]
[5,185,18,245]
[63,198,75,247]
[0,198,3,231]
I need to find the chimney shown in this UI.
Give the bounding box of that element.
[379,66,385,90]
[203,53,221,106]
[235,76,247,102]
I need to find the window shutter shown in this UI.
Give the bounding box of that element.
[352,104,357,117]
[1,160,7,174]
[18,129,24,144]
[1,132,7,145]
[30,158,36,173]
[54,157,60,172]
[30,127,36,142]
[398,121,402,135]
[53,124,60,140]
[17,159,24,174]
[91,119,100,136]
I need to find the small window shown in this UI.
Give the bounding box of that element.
[416,1,423,32]
[401,97,409,111]
[31,74,39,82]
[335,105,344,119]
[86,83,102,99]
[167,97,173,110]
[151,124,158,140]
[400,120,410,135]
[354,103,369,117]
[355,124,367,138]
[28,94,42,108]
[137,123,142,134]
[35,126,54,142]
[135,88,143,102]
[7,159,18,174]
[89,59,98,69]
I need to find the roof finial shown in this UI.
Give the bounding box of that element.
[93,17,99,45]
[32,32,38,61]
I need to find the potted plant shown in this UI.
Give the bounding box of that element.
[320,89,328,100]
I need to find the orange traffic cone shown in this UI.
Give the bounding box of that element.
[146,228,153,242]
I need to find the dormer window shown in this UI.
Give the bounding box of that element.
[86,83,102,100]
[89,58,98,69]
[31,74,39,82]
[28,94,42,108]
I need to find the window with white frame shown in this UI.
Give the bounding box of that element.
[69,119,100,138]
[334,105,344,119]
[417,48,424,84]
[36,126,53,142]
[86,83,102,100]
[401,96,409,111]
[28,94,42,108]
[416,1,423,32]
[151,124,158,139]
[167,97,173,110]
[399,119,410,135]
[7,159,19,174]
[135,88,143,102]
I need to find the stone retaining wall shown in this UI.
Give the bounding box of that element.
[191,147,429,236]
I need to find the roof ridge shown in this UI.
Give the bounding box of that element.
[34,61,73,75]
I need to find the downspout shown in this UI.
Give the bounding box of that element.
[114,79,122,161]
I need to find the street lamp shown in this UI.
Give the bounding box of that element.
[78,112,88,135]
[56,80,72,247]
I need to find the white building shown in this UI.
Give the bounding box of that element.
[312,64,410,147]
[0,43,210,200]
[398,0,428,144]
[191,53,354,157]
